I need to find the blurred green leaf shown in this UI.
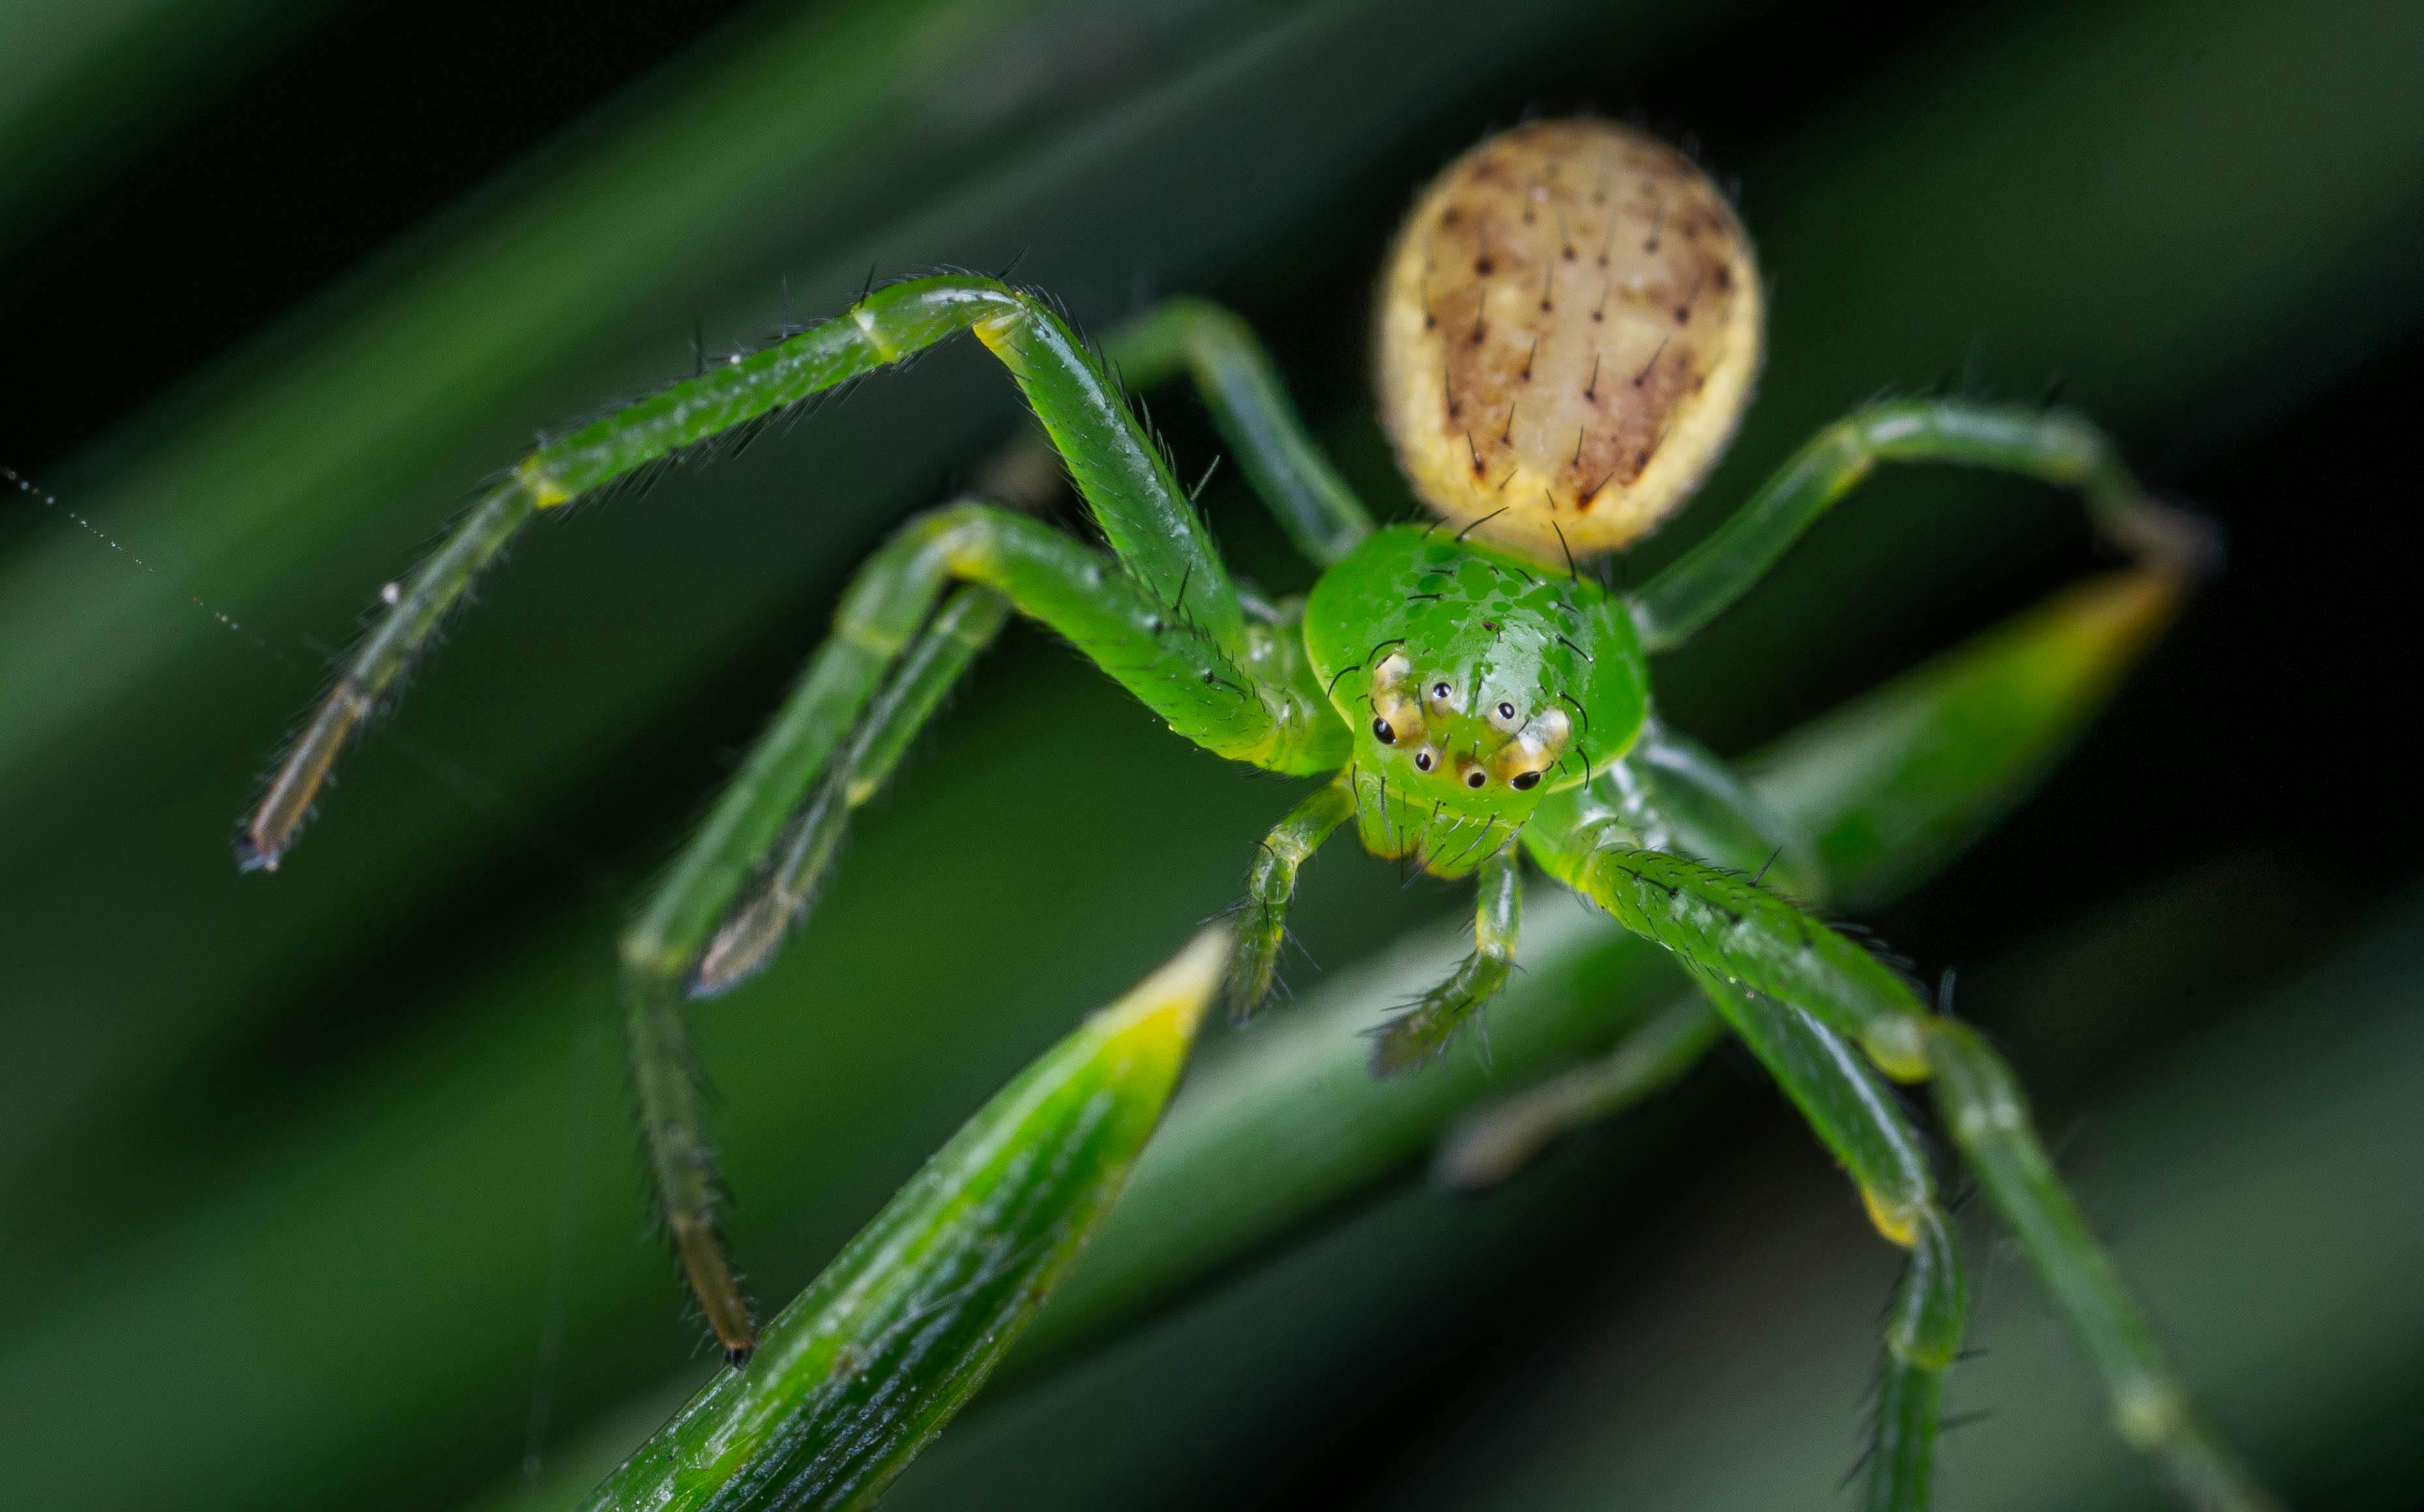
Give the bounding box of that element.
[0,0,340,247]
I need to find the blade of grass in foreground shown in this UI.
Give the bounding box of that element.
[580,928,1227,1512]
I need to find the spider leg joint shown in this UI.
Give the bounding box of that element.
[515,457,573,508]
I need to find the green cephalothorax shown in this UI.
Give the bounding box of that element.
[243,114,2269,1512]
[1302,525,1646,877]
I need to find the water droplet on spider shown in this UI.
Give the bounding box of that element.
[379,582,402,606]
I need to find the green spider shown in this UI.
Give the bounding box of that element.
[242,119,2269,1509]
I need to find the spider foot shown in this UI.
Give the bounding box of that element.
[1222,902,1287,1024]
[1367,952,1505,1077]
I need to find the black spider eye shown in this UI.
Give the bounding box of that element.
[1371,717,1396,745]
[1414,750,1434,771]
[1511,771,1542,791]
[1497,702,1517,720]
[1465,769,1486,789]
[1432,681,1452,700]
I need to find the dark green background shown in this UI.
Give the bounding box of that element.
[2,1,2419,1509]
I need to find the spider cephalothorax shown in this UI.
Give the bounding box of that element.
[239,107,2266,1509]
[1301,523,1646,876]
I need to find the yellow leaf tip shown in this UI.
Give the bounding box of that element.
[1099,926,1232,1050]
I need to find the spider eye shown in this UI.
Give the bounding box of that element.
[1414,750,1435,772]
[1432,681,1452,700]
[1372,717,1396,745]
[1511,770,1542,791]
[1497,702,1517,720]
[1465,769,1486,789]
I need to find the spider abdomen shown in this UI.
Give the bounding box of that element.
[1375,119,1762,565]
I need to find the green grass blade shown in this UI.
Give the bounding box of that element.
[582,928,1226,1512]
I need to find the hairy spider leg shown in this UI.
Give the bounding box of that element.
[1629,397,2215,653]
[1361,718,1809,1084]
[1104,297,1376,566]
[1872,1210,1966,1509]
[240,479,535,865]
[1459,565,2196,1176]
[1229,775,1358,1018]
[1452,391,2213,1176]
[701,293,1380,998]
[1588,717,1825,901]
[1702,977,1966,1512]
[241,274,1245,868]
[239,274,1380,1352]
[1531,830,2277,1511]
[692,582,1013,995]
[1368,848,1523,1075]
[660,285,1387,1326]
[1513,717,1968,1505]
[623,501,1348,1354]
[1455,563,2220,1498]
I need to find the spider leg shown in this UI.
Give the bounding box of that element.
[1530,824,2279,1511]
[1516,720,1968,1502]
[1450,562,2191,1191]
[1590,715,1826,901]
[1368,848,1522,1075]
[1466,559,2191,1178]
[243,274,1252,868]
[1228,775,1357,1020]
[621,500,1346,1354]
[1627,397,2216,651]
[1702,977,1964,1512]
[241,273,1361,1353]
[1104,297,1376,566]
[692,582,1011,994]
[730,498,1338,932]
[706,295,1376,1000]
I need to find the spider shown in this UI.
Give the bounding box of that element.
[241,119,2268,1508]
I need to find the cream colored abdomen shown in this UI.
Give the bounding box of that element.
[1376,119,1762,563]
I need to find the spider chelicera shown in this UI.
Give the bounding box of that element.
[242,119,2269,1508]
